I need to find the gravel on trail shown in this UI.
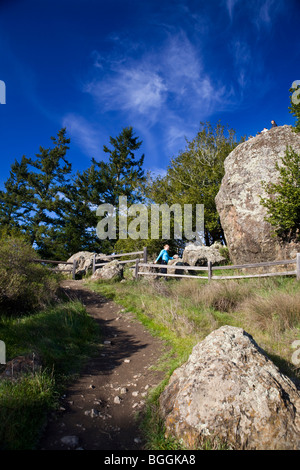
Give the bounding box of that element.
[38,279,167,451]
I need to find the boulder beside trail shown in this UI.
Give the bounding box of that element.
[58,251,111,277]
[182,242,226,267]
[91,260,123,281]
[159,325,300,450]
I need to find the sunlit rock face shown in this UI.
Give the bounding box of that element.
[215,125,300,265]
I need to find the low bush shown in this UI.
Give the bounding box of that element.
[0,235,60,316]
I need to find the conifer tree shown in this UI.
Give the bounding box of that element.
[0,129,72,258]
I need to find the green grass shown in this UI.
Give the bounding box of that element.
[0,300,101,450]
[85,275,300,450]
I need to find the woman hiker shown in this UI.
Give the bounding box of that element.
[154,244,178,279]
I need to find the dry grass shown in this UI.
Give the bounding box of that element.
[240,290,300,334]
[172,278,254,312]
[88,275,300,379]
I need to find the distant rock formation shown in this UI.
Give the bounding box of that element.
[58,251,111,277]
[159,325,300,450]
[215,125,300,265]
[182,242,226,266]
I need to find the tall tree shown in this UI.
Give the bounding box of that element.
[147,122,241,246]
[76,127,146,250]
[0,129,72,258]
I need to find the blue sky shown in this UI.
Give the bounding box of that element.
[0,0,299,189]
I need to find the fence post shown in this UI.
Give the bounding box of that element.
[208,261,212,281]
[135,258,140,280]
[297,253,300,281]
[93,254,96,274]
[143,246,147,264]
[72,260,77,280]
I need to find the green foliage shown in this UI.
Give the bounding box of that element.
[0,126,147,259]
[0,129,72,259]
[66,126,146,254]
[146,122,242,246]
[0,235,59,316]
[114,234,178,259]
[0,371,56,450]
[289,81,300,132]
[260,146,300,241]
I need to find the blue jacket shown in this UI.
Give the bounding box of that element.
[155,249,173,263]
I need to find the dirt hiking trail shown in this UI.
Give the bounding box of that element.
[39,279,167,451]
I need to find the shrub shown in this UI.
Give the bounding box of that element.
[0,235,60,316]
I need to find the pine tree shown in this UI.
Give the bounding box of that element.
[76,127,146,250]
[100,126,145,206]
[0,129,72,258]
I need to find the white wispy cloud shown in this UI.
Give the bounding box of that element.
[62,113,103,160]
[225,0,241,20]
[83,30,232,156]
[254,0,277,29]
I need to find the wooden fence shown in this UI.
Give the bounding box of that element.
[92,247,147,274]
[135,253,300,282]
[33,249,300,283]
[33,258,77,279]
[33,247,148,280]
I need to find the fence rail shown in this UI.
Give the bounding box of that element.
[32,249,300,283]
[92,247,147,274]
[135,253,300,282]
[33,258,77,279]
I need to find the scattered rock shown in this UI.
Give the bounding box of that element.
[114,396,121,404]
[160,325,300,450]
[90,409,100,418]
[0,353,42,381]
[60,435,79,448]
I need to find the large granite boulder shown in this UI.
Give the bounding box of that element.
[91,260,123,281]
[215,125,300,265]
[182,242,226,266]
[160,325,300,450]
[58,251,111,277]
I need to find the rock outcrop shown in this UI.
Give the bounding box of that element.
[182,242,226,266]
[215,125,300,265]
[58,251,111,277]
[159,325,300,450]
[91,260,123,281]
